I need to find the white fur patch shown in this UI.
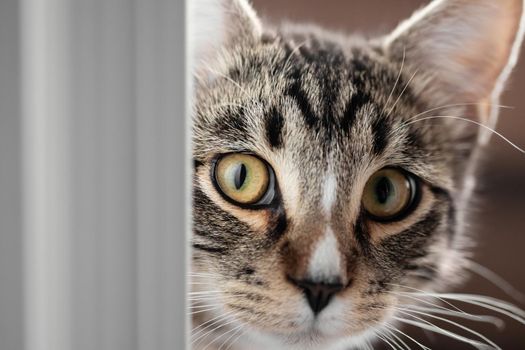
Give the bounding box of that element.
[190,0,227,63]
[321,174,337,218]
[190,0,262,66]
[307,227,342,283]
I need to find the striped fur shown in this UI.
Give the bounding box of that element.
[191,1,524,349]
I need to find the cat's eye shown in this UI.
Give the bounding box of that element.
[362,168,418,221]
[212,153,275,206]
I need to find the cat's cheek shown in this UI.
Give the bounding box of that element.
[195,165,273,233]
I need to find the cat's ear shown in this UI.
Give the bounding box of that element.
[383,0,525,143]
[191,0,262,75]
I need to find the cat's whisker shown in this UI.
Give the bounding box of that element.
[394,307,500,349]
[189,290,224,295]
[190,306,226,316]
[189,298,239,308]
[213,323,244,350]
[387,283,467,313]
[403,115,525,154]
[201,323,241,350]
[401,305,504,329]
[283,40,308,72]
[189,302,226,310]
[391,290,467,317]
[200,66,264,110]
[389,282,525,318]
[384,323,431,350]
[192,310,236,338]
[390,287,505,328]
[193,316,240,348]
[375,332,400,350]
[189,297,227,304]
[383,326,411,350]
[401,291,525,319]
[464,259,525,303]
[405,293,525,326]
[385,68,419,117]
[192,311,237,345]
[189,293,225,301]
[404,102,512,125]
[225,327,248,350]
[381,47,406,118]
[393,315,495,349]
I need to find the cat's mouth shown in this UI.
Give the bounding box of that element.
[245,301,368,345]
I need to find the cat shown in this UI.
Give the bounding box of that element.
[190,0,525,349]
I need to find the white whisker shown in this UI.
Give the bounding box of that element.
[395,307,500,349]
[192,310,236,338]
[386,69,419,117]
[384,323,431,350]
[388,283,468,313]
[189,302,225,310]
[406,292,525,319]
[403,115,525,154]
[383,326,411,350]
[189,290,223,295]
[190,306,225,316]
[394,316,492,349]
[193,317,240,348]
[405,103,512,124]
[225,327,248,350]
[402,305,504,329]
[202,67,253,101]
[376,332,399,350]
[216,324,244,350]
[283,40,308,72]
[464,259,525,303]
[382,48,406,117]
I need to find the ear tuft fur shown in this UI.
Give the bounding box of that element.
[190,0,262,75]
[384,0,525,143]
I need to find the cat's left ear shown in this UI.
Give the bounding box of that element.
[383,0,525,144]
[191,0,262,76]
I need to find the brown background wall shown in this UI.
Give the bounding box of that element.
[251,0,525,347]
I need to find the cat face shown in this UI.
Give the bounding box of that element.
[191,1,524,349]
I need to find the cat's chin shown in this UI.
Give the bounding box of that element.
[237,321,378,350]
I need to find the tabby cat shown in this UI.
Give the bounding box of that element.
[191,0,525,349]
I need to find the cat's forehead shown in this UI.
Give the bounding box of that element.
[206,39,403,135]
[193,29,453,187]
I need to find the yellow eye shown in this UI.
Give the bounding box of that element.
[213,153,272,205]
[362,168,418,221]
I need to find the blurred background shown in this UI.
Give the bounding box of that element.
[251,0,525,348]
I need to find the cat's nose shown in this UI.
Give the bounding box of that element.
[291,278,344,314]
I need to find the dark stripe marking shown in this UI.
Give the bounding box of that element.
[286,71,318,129]
[267,205,288,242]
[192,243,227,254]
[354,216,371,255]
[371,114,390,155]
[341,90,369,133]
[265,106,284,149]
[193,159,204,169]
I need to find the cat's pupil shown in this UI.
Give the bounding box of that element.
[234,163,247,190]
[375,177,392,204]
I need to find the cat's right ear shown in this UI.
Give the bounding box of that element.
[190,0,262,77]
